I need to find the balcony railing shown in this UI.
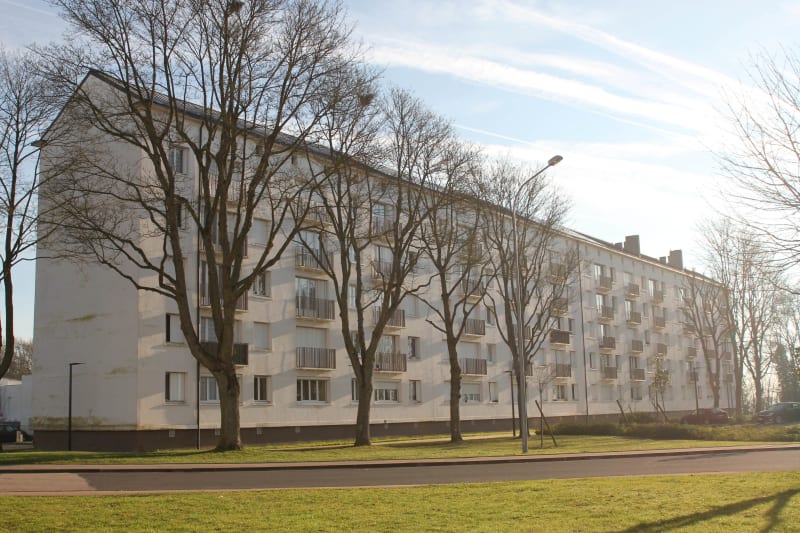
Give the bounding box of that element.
[653,316,666,329]
[295,295,335,320]
[371,216,395,236]
[374,351,407,372]
[460,357,488,375]
[687,346,697,358]
[656,343,668,357]
[460,278,485,297]
[296,347,336,369]
[549,329,570,345]
[200,291,248,311]
[599,336,616,350]
[464,318,486,336]
[626,283,640,298]
[627,311,642,325]
[652,290,664,304]
[601,366,618,379]
[294,247,332,271]
[631,339,644,353]
[554,363,572,378]
[630,368,646,381]
[371,260,393,280]
[551,297,568,316]
[305,204,329,225]
[550,262,568,283]
[599,306,615,321]
[683,322,697,334]
[200,341,249,365]
[597,276,613,292]
[375,307,406,328]
[511,324,533,340]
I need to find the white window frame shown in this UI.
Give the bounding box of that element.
[462,382,481,403]
[408,336,420,359]
[488,381,499,403]
[165,372,186,402]
[165,313,184,344]
[199,375,219,403]
[168,145,187,175]
[251,270,271,297]
[409,380,422,403]
[374,381,400,403]
[254,375,271,403]
[297,378,328,403]
[253,322,271,351]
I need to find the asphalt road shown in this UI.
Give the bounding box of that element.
[1,447,798,495]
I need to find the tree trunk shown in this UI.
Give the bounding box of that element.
[448,342,462,442]
[213,370,242,451]
[0,265,14,379]
[354,375,373,446]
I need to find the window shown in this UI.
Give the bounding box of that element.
[405,295,420,317]
[200,376,218,402]
[631,385,642,401]
[297,379,328,402]
[174,196,186,229]
[489,381,499,403]
[348,285,357,309]
[253,322,271,351]
[589,352,597,369]
[254,375,271,402]
[408,336,420,359]
[409,380,422,402]
[251,271,270,297]
[296,276,327,299]
[487,343,496,362]
[168,145,186,175]
[351,378,359,402]
[553,384,568,401]
[486,305,495,326]
[462,382,481,403]
[165,314,184,343]
[375,381,399,402]
[165,372,185,402]
[571,384,578,401]
[200,317,216,342]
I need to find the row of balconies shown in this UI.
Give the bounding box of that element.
[596,278,664,304]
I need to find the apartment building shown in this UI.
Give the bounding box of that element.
[31,72,729,451]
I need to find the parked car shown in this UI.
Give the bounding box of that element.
[0,421,32,443]
[680,408,730,425]
[754,402,800,424]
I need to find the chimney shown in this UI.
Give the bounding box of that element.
[668,250,683,269]
[659,257,667,264]
[623,235,640,255]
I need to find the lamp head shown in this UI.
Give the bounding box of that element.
[548,155,563,167]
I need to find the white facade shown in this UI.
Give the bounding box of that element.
[31,75,728,450]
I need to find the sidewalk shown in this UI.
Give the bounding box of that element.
[2,443,798,474]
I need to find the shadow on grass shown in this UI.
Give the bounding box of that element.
[616,489,799,532]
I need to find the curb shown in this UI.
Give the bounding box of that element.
[1,444,798,474]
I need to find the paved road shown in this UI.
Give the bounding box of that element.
[1,447,798,495]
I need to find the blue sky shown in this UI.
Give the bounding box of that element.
[3,0,800,339]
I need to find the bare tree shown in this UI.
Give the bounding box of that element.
[4,338,32,380]
[0,47,58,381]
[478,158,576,440]
[39,0,363,450]
[700,218,781,414]
[681,272,732,409]
[416,143,485,443]
[301,88,448,446]
[720,48,800,268]
[772,293,800,401]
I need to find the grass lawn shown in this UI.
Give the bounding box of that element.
[0,433,787,466]
[2,471,798,532]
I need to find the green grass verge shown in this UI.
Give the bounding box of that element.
[0,432,789,466]
[2,472,798,532]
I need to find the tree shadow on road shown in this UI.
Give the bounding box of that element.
[615,488,799,532]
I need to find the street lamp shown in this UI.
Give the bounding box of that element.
[68,362,85,451]
[512,155,563,453]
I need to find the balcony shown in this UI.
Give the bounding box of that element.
[200,291,248,311]
[626,283,640,298]
[296,347,336,369]
[511,324,533,340]
[630,368,646,381]
[601,366,618,379]
[549,329,571,346]
[200,341,249,365]
[631,339,644,353]
[199,233,248,257]
[627,311,642,326]
[460,278,485,298]
[375,307,406,328]
[371,216,394,236]
[599,336,616,351]
[687,346,697,358]
[209,174,242,204]
[374,351,407,372]
[597,276,613,292]
[296,295,335,320]
[549,262,568,283]
[652,290,664,304]
[464,318,486,336]
[653,316,666,329]
[683,322,697,335]
[550,297,568,316]
[598,306,615,322]
[371,260,393,280]
[460,357,488,375]
[294,247,332,271]
[304,204,329,225]
[554,363,572,378]
[656,343,668,357]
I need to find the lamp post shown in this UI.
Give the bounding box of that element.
[68,362,84,451]
[512,155,563,453]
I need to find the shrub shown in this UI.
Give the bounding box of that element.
[549,423,621,436]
